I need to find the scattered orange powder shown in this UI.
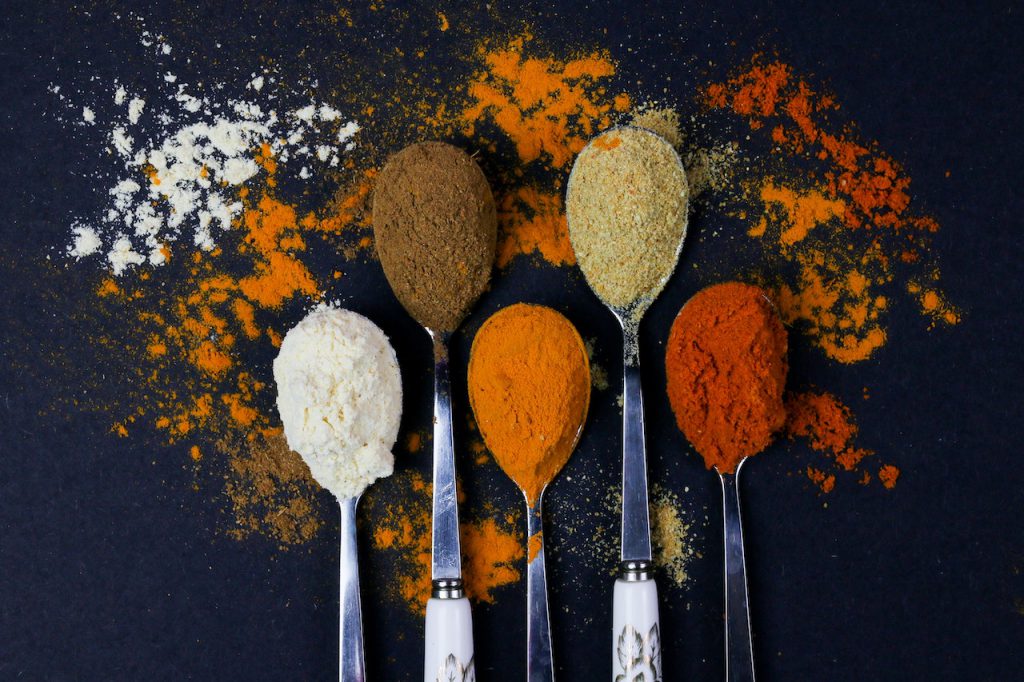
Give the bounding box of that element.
[462,33,627,168]
[755,181,846,246]
[367,471,522,614]
[406,432,422,453]
[711,56,961,370]
[806,466,836,494]
[775,249,889,364]
[785,391,897,492]
[908,281,962,327]
[708,56,937,235]
[458,33,626,268]
[495,187,575,267]
[879,464,900,489]
[189,445,202,462]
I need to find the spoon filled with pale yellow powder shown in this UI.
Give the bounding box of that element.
[566,126,689,680]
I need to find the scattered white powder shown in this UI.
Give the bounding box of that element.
[127,97,145,124]
[337,121,360,143]
[54,32,360,276]
[69,225,101,257]
[107,236,146,275]
[274,305,402,500]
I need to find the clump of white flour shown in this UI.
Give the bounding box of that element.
[273,305,402,500]
[52,26,360,276]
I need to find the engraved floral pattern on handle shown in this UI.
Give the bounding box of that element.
[436,653,475,682]
[614,623,662,682]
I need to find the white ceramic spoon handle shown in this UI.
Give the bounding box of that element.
[339,496,366,682]
[612,574,661,681]
[424,596,474,682]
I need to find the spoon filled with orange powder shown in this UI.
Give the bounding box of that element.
[665,282,788,682]
[468,303,591,681]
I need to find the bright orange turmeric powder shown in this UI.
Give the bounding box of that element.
[468,304,590,504]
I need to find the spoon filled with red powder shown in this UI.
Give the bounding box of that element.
[665,281,788,682]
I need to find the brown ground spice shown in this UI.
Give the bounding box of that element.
[372,142,497,331]
[222,431,323,545]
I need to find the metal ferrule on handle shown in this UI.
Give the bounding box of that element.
[527,497,555,681]
[721,463,756,682]
[339,496,366,682]
[423,331,474,682]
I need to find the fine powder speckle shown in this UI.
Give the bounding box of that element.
[273,305,402,500]
[567,126,689,309]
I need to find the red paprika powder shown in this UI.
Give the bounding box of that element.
[665,282,788,473]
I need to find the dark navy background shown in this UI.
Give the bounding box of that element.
[2,1,1022,680]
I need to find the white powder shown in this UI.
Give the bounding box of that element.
[274,306,402,500]
[55,31,360,276]
[107,236,146,275]
[69,225,101,257]
[127,97,145,124]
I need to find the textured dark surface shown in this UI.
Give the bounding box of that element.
[1,1,1023,680]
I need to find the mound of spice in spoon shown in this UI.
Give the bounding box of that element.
[665,281,788,680]
[372,141,496,332]
[273,304,402,681]
[665,281,788,473]
[566,126,689,310]
[468,303,590,681]
[468,303,591,504]
[372,140,496,680]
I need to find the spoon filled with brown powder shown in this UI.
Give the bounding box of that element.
[372,141,496,679]
[566,126,688,679]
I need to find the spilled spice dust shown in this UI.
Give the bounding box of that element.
[650,486,698,588]
[221,431,323,545]
[785,390,899,493]
[706,55,959,364]
[365,471,523,614]
[587,485,700,589]
[459,32,629,268]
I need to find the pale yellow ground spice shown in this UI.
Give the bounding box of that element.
[567,127,689,309]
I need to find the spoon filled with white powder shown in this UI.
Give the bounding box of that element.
[274,304,402,682]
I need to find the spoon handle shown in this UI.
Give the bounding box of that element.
[339,496,366,682]
[526,498,555,681]
[424,332,474,682]
[721,466,756,682]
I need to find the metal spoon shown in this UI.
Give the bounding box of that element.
[468,304,591,681]
[720,459,755,682]
[371,142,497,682]
[566,126,689,681]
